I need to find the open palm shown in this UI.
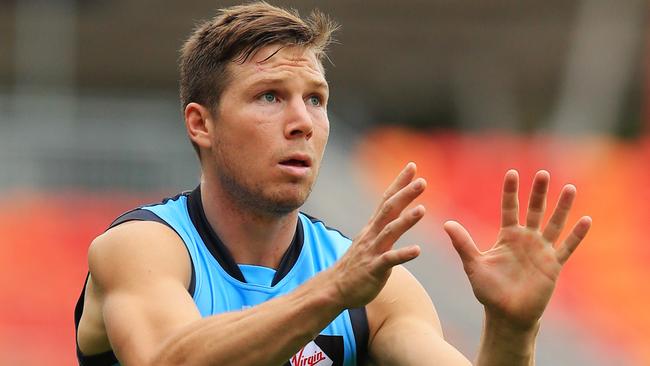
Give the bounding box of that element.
[444,170,592,328]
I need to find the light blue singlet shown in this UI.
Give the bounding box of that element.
[74,186,368,366]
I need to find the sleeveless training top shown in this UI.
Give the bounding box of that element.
[74,186,368,366]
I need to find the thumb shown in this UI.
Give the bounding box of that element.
[443,220,479,264]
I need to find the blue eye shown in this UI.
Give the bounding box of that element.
[308,96,321,106]
[261,92,276,103]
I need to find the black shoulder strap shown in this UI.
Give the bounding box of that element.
[109,208,169,229]
[349,307,369,365]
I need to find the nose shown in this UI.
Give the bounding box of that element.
[284,97,313,140]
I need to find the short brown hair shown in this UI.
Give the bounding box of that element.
[179,2,338,156]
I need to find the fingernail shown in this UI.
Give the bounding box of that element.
[413,205,425,216]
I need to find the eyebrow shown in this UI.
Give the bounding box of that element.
[248,76,329,92]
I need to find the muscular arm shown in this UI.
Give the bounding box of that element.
[367,267,536,366]
[88,221,344,366]
[367,266,471,366]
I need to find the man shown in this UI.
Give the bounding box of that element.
[74,3,592,365]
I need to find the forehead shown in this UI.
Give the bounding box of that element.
[227,44,328,90]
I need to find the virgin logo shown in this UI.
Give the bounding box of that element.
[290,341,333,366]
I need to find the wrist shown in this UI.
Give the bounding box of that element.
[293,267,347,313]
[483,310,541,339]
[277,272,346,342]
[477,311,540,365]
[316,266,350,310]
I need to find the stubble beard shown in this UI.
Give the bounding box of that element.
[215,157,314,217]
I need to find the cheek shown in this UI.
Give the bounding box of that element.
[218,115,271,148]
[227,126,280,170]
[314,119,330,150]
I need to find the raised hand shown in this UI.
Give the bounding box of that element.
[329,162,426,309]
[444,170,592,328]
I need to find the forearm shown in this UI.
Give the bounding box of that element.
[152,272,344,366]
[475,312,539,366]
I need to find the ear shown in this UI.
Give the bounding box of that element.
[185,102,214,151]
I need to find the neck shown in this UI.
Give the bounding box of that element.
[199,176,299,269]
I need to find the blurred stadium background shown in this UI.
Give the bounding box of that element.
[1,0,648,364]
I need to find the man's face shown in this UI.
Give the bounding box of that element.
[208,44,330,215]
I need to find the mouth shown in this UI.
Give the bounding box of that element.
[279,158,310,167]
[278,154,312,168]
[277,154,312,177]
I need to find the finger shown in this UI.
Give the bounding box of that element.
[371,162,417,220]
[542,184,576,243]
[373,205,426,252]
[556,216,592,264]
[501,169,520,228]
[525,170,549,230]
[370,178,426,234]
[371,245,421,276]
[443,220,480,264]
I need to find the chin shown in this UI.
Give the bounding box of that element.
[271,194,309,213]
[262,186,312,215]
[215,164,314,216]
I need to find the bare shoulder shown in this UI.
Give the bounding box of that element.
[88,220,192,293]
[79,221,193,356]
